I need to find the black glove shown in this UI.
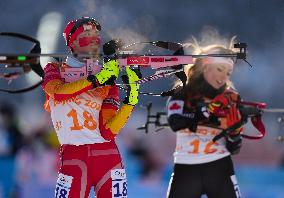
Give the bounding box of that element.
[103,39,123,61]
[185,102,210,132]
[226,132,242,155]
[195,102,210,120]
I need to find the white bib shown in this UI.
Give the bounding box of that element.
[174,125,230,164]
[49,89,108,145]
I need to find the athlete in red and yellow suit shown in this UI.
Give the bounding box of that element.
[42,60,134,198]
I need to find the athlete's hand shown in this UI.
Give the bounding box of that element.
[121,66,142,106]
[195,101,210,121]
[226,132,242,155]
[103,39,123,61]
[87,59,119,87]
[226,103,243,154]
[208,94,230,117]
[226,103,242,128]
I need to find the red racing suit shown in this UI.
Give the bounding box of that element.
[42,61,132,198]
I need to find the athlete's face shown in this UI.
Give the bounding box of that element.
[71,29,101,57]
[203,62,234,89]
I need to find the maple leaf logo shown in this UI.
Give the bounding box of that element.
[169,102,181,110]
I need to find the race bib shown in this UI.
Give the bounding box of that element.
[54,173,73,198]
[111,169,127,198]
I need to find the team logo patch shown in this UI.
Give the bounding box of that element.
[111,169,127,198]
[167,100,184,116]
[54,173,73,198]
[170,102,181,110]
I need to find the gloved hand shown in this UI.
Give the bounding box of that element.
[87,59,119,87]
[208,94,230,117]
[183,102,210,132]
[103,39,123,61]
[121,66,142,106]
[226,103,242,129]
[226,103,243,154]
[195,101,210,121]
[226,133,242,154]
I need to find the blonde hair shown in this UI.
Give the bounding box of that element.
[181,35,238,89]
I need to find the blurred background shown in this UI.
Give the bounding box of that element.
[1,0,284,197]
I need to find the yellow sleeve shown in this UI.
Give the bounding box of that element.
[105,104,134,135]
[99,86,135,140]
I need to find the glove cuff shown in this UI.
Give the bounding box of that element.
[123,84,139,105]
[123,96,131,105]
[87,75,100,88]
[227,133,242,143]
[226,136,242,155]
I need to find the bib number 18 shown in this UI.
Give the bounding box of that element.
[111,169,127,198]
